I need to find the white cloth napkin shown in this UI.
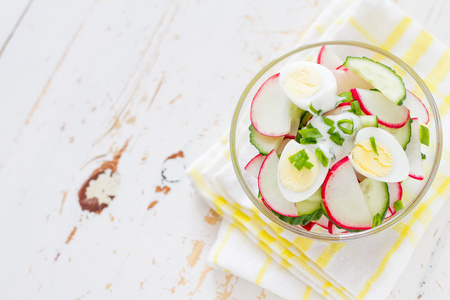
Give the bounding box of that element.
[188,0,450,299]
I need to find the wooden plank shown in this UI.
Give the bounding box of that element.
[0,0,94,159]
[0,0,30,53]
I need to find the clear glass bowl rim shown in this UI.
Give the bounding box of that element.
[229,40,443,242]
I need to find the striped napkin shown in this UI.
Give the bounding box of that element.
[188,0,450,299]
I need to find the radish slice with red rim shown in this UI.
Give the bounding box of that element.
[258,150,298,217]
[351,88,410,128]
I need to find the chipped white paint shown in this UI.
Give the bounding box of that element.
[85,169,120,205]
[0,0,449,299]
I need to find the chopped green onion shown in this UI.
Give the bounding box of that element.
[299,137,317,144]
[338,91,353,103]
[289,149,309,171]
[329,132,344,146]
[298,128,323,139]
[370,136,379,155]
[421,153,427,160]
[372,213,382,228]
[304,161,314,169]
[308,103,322,115]
[327,125,336,135]
[419,125,429,146]
[323,117,334,126]
[315,148,329,167]
[350,101,362,116]
[337,119,354,135]
[393,200,403,212]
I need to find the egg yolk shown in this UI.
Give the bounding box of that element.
[351,140,393,177]
[282,66,322,99]
[279,149,319,192]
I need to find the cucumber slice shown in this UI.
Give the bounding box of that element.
[343,57,406,105]
[299,112,313,128]
[359,178,390,221]
[379,118,412,150]
[273,187,323,226]
[359,115,378,128]
[249,125,283,156]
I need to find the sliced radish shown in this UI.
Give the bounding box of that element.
[250,73,293,137]
[403,90,430,124]
[301,222,315,231]
[386,182,403,217]
[323,102,350,116]
[258,150,298,217]
[244,154,265,178]
[317,45,342,70]
[286,116,301,139]
[351,88,410,128]
[313,215,329,229]
[322,156,373,230]
[328,222,348,234]
[275,137,294,156]
[338,101,351,107]
[332,67,373,95]
[405,118,424,180]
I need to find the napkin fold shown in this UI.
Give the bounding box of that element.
[188,0,450,299]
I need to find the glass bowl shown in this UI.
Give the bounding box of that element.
[230,40,443,242]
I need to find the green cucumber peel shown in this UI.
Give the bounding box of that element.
[343,56,406,106]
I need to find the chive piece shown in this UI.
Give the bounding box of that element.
[299,137,317,144]
[337,119,354,135]
[329,132,344,146]
[304,161,314,169]
[372,213,382,228]
[323,117,334,126]
[338,91,353,103]
[309,103,322,115]
[370,136,379,155]
[393,200,403,212]
[298,128,323,139]
[289,149,309,171]
[419,125,429,146]
[421,153,427,160]
[327,125,336,135]
[350,101,362,116]
[315,148,329,167]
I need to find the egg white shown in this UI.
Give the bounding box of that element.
[349,127,410,182]
[277,139,329,203]
[279,61,339,113]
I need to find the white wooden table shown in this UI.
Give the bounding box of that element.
[0,0,449,299]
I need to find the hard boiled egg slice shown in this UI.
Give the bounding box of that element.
[277,139,329,202]
[279,61,338,113]
[349,127,409,182]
